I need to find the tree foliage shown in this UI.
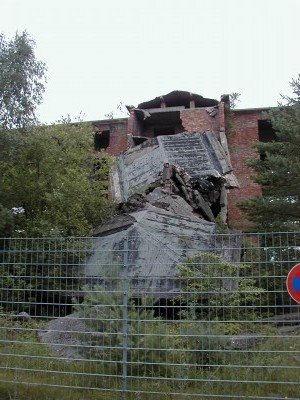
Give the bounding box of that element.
[0,31,46,130]
[0,122,114,237]
[240,75,300,231]
[229,92,241,109]
[0,122,114,314]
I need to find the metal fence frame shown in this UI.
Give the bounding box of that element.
[0,232,299,399]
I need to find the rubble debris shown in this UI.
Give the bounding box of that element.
[158,163,216,222]
[115,132,238,205]
[206,106,218,117]
[146,187,196,218]
[88,125,241,294]
[113,131,238,223]
[38,313,87,360]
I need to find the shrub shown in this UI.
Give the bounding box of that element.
[174,252,264,321]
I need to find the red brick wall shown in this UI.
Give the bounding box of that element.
[127,112,143,137]
[94,106,269,231]
[227,110,265,229]
[94,119,128,156]
[180,108,220,132]
[107,120,128,155]
[127,105,224,138]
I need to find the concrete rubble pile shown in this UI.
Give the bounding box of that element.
[86,131,241,295]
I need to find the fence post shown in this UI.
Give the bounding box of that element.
[121,235,129,400]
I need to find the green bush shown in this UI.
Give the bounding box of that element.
[75,252,264,378]
[175,252,264,321]
[0,237,89,315]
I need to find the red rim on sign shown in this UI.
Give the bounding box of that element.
[286,263,300,304]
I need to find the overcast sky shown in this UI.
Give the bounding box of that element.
[1,0,300,123]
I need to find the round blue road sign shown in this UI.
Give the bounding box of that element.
[286,263,300,303]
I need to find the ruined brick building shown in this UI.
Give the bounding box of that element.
[92,90,275,230]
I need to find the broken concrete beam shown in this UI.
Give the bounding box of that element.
[192,191,215,222]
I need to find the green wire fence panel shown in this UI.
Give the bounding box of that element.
[0,232,299,400]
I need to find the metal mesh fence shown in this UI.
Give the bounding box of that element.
[0,232,300,399]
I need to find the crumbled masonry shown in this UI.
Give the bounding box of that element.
[87,126,240,292]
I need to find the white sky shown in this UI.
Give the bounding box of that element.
[1,0,300,123]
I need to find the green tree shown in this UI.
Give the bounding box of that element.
[0,31,46,130]
[0,122,114,314]
[0,31,46,233]
[240,75,300,231]
[76,286,173,377]
[0,122,114,237]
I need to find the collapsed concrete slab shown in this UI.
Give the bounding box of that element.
[110,131,239,224]
[87,208,214,296]
[87,207,242,296]
[112,132,238,204]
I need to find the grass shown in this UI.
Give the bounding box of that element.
[0,316,300,400]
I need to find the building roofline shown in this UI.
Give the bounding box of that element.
[91,117,128,125]
[232,106,277,113]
